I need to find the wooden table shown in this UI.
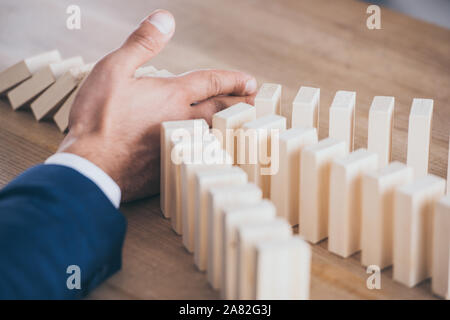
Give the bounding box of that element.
[0,0,448,299]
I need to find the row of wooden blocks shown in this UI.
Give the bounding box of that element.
[161,83,450,299]
[0,50,172,132]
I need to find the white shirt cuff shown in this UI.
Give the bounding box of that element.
[45,152,121,208]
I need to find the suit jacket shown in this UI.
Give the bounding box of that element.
[0,164,126,299]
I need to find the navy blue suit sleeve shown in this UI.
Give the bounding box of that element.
[0,164,127,299]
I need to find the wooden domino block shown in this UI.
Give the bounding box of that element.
[328,90,356,152]
[328,149,378,258]
[432,195,450,298]
[367,96,394,168]
[160,119,208,218]
[254,83,282,118]
[406,98,433,178]
[222,200,276,299]
[361,162,413,268]
[134,65,157,78]
[236,218,292,299]
[240,114,286,198]
[290,86,320,129]
[180,148,233,252]
[299,138,347,243]
[393,174,445,287]
[7,56,84,110]
[207,183,262,290]
[271,127,318,225]
[255,236,311,300]
[0,50,61,94]
[194,166,248,271]
[212,102,256,163]
[31,63,94,121]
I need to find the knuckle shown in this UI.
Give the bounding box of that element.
[128,32,158,55]
[207,71,222,96]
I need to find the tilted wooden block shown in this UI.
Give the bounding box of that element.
[254,83,282,118]
[328,149,378,258]
[432,195,450,298]
[7,56,84,110]
[328,90,356,152]
[212,102,256,164]
[299,138,347,243]
[361,162,413,269]
[0,50,61,94]
[160,119,208,218]
[236,218,292,299]
[222,200,276,300]
[240,114,286,198]
[290,86,320,129]
[406,98,433,178]
[367,96,394,168]
[206,183,262,290]
[271,127,318,225]
[255,236,311,300]
[393,174,445,287]
[194,166,248,271]
[31,63,94,121]
[134,65,158,78]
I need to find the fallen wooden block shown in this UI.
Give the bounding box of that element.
[393,174,445,287]
[222,200,276,300]
[194,166,248,271]
[271,127,318,225]
[0,50,61,94]
[432,195,450,298]
[236,218,292,299]
[160,119,208,218]
[212,102,256,163]
[255,236,311,300]
[328,90,356,152]
[367,96,394,168]
[254,83,282,118]
[328,149,378,258]
[134,65,158,78]
[31,63,94,121]
[207,183,262,290]
[406,98,433,178]
[7,56,84,110]
[240,114,286,198]
[361,162,413,269]
[290,86,320,129]
[299,138,347,243]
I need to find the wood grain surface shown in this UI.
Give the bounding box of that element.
[0,0,448,299]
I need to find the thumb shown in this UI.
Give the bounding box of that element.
[109,10,175,75]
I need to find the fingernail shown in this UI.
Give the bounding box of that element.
[244,78,257,94]
[148,11,174,34]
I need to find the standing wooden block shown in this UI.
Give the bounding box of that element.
[160,119,208,218]
[207,183,262,290]
[180,148,233,252]
[255,236,311,300]
[254,83,282,118]
[0,50,61,94]
[222,200,276,299]
[299,138,347,243]
[236,218,292,299]
[393,174,445,287]
[194,166,248,271]
[328,149,378,258]
[432,195,450,298]
[212,102,256,163]
[367,96,394,168]
[406,98,433,178]
[31,63,94,121]
[361,162,413,268]
[328,90,356,152]
[7,56,84,110]
[271,127,318,225]
[240,114,286,198]
[290,86,320,129]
